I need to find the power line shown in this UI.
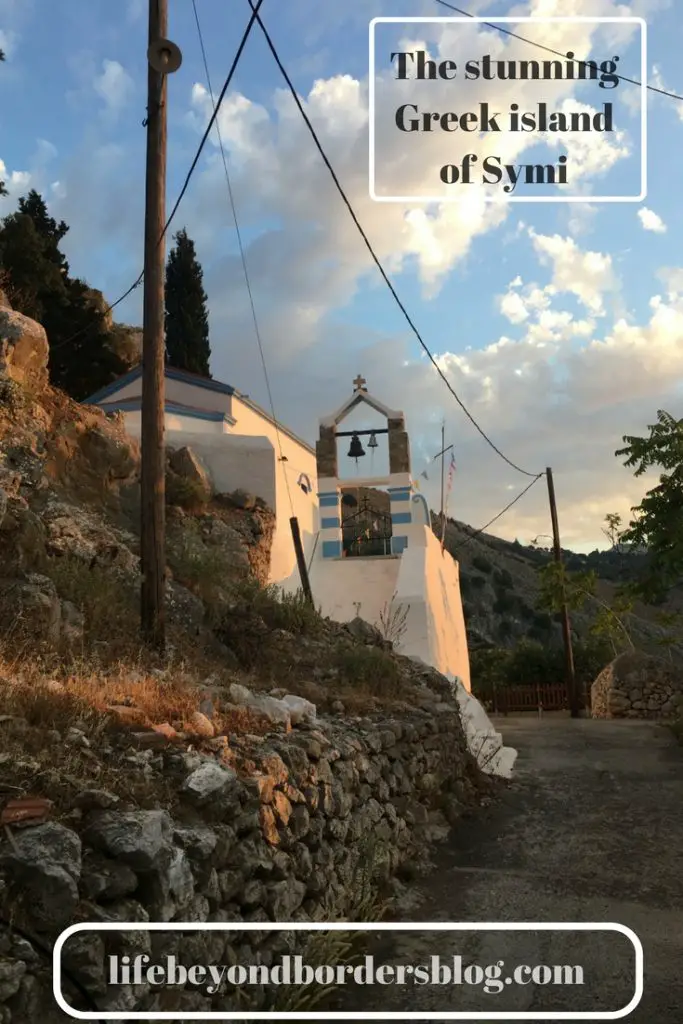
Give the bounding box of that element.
[50,0,265,355]
[459,473,544,549]
[246,0,540,480]
[190,0,295,517]
[434,0,683,103]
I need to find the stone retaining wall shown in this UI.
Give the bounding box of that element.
[591,650,683,719]
[0,702,483,1020]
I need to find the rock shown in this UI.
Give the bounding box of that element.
[173,826,218,861]
[169,447,211,495]
[74,789,120,811]
[80,853,139,900]
[60,599,85,645]
[345,616,386,647]
[260,806,280,845]
[186,711,214,739]
[229,682,253,705]
[0,575,61,645]
[248,695,291,730]
[267,878,306,919]
[224,488,257,510]
[281,694,316,725]
[0,307,49,389]
[273,791,292,826]
[0,960,26,1001]
[182,761,241,811]
[61,932,107,995]
[83,810,172,871]
[0,822,81,928]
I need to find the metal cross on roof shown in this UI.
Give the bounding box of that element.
[353,374,367,392]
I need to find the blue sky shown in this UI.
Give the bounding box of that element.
[1,0,682,550]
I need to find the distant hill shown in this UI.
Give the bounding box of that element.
[440,515,682,663]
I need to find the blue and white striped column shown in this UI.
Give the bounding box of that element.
[318,488,342,558]
[388,482,412,555]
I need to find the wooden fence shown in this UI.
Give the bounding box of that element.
[483,683,591,714]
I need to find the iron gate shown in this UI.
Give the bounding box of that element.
[341,495,393,557]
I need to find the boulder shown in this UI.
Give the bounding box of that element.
[0,822,82,928]
[168,447,211,494]
[83,810,173,871]
[0,308,49,390]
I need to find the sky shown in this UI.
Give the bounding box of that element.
[1,0,682,553]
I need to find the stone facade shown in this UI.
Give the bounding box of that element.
[315,425,337,480]
[387,417,411,475]
[591,650,683,719]
[0,701,484,1019]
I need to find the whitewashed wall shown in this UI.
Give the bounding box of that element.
[121,410,226,436]
[106,377,233,417]
[306,556,402,625]
[228,398,318,585]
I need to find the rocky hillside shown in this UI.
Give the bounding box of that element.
[0,297,498,1019]
[441,517,680,661]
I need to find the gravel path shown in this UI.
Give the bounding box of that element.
[335,715,683,1020]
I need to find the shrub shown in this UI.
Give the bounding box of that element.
[472,554,493,574]
[493,568,514,589]
[165,471,210,511]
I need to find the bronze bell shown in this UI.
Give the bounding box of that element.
[367,431,378,449]
[348,433,365,461]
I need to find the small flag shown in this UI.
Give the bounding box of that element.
[421,470,429,480]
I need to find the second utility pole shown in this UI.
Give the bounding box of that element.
[140,0,181,648]
[546,467,579,718]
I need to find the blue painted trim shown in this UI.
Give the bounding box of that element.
[392,536,409,554]
[98,399,234,424]
[412,493,430,525]
[322,540,342,558]
[388,488,412,501]
[85,365,142,403]
[85,364,236,405]
[318,493,339,508]
[320,516,340,529]
[391,512,412,525]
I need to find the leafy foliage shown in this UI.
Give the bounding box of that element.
[470,636,613,699]
[0,191,127,398]
[616,410,683,600]
[165,228,211,377]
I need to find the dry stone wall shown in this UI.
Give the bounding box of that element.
[0,700,484,1020]
[591,650,683,718]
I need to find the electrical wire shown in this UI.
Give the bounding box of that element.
[459,473,544,549]
[246,0,540,480]
[434,0,683,102]
[190,0,295,517]
[50,0,265,355]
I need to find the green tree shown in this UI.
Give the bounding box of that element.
[165,228,211,376]
[0,191,126,398]
[602,512,622,549]
[616,410,683,600]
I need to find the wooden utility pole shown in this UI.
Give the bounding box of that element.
[439,421,445,529]
[546,467,579,718]
[140,0,181,647]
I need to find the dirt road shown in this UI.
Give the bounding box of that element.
[337,716,683,1020]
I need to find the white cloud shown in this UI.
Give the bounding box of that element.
[638,207,667,233]
[94,59,134,114]
[2,0,672,550]
[528,230,617,315]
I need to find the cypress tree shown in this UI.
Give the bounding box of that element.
[0,190,126,399]
[164,228,211,377]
